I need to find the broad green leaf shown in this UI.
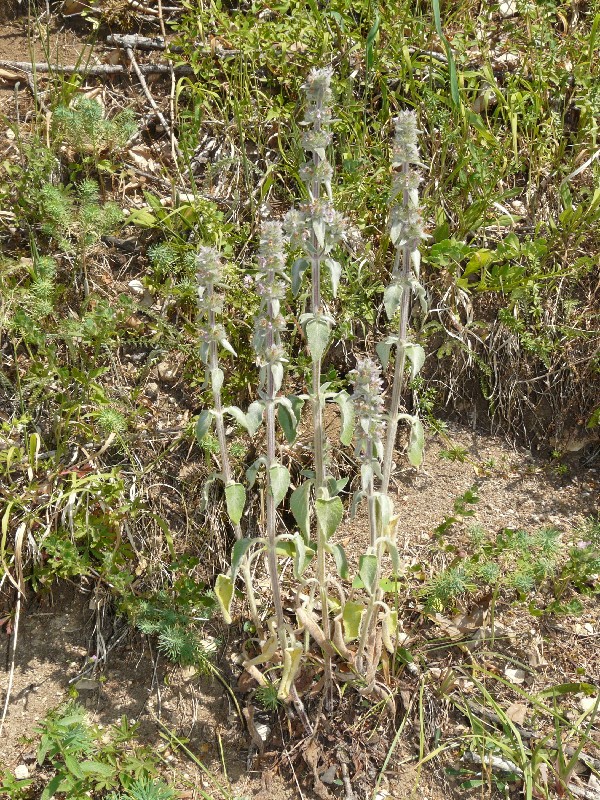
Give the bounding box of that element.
[79,761,116,778]
[231,537,254,579]
[269,464,290,507]
[291,532,313,578]
[384,282,403,319]
[402,342,426,380]
[195,410,212,442]
[215,574,234,624]
[324,258,342,297]
[245,401,265,435]
[374,493,394,537]
[64,754,83,779]
[210,367,224,394]
[277,395,304,443]
[312,216,326,248]
[290,480,312,541]
[246,457,266,488]
[315,496,343,540]
[399,414,425,467]
[376,336,397,369]
[331,542,348,580]
[224,402,264,436]
[305,317,331,361]
[225,482,246,525]
[327,476,348,497]
[342,600,365,641]
[127,207,157,227]
[291,257,310,296]
[359,554,378,596]
[383,539,400,574]
[333,390,354,446]
[365,9,380,72]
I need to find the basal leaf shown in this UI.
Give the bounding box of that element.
[215,574,234,624]
[342,600,365,641]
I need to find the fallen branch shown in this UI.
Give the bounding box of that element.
[0,59,195,76]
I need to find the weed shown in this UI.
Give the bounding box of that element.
[0,702,176,799]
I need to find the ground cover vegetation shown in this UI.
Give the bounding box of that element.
[0,0,599,797]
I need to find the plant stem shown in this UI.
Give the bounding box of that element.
[382,163,412,495]
[206,281,261,632]
[309,151,334,702]
[264,303,288,657]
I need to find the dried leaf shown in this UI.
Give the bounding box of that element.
[506,703,528,724]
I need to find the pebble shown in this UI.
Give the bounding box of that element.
[145,382,159,399]
[14,765,29,780]
[499,0,517,15]
[157,362,178,385]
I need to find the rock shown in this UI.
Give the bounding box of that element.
[145,381,159,399]
[14,765,30,780]
[128,279,145,297]
[499,0,517,16]
[157,361,178,385]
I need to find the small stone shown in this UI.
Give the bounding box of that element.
[498,0,517,16]
[128,279,145,297]
[145,382,159,399]
[157,362,178,385]
[14,765,30,780]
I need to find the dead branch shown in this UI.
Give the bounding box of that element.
[0,59,195,76]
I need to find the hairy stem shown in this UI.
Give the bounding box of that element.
[382,163,412,495]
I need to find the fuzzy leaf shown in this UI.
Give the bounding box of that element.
[291,257,310,296]
[246,456,266,488]
[324,258,342,298]
[291,532,314,578]
[269,464,290,507]
[333,390,354,446]
[331,542,349,580]
[312,216,326,248]
[374,493,394,538]
[278,642,304,700]
[195,410,212,442]
[402,342,426,380]
[384,282,403,319]
[383,538,400,574]
[277,395,304,443]
[350,489,365,517]
[400,414,425,467]
[215,574,234,624]
[220,337,237,357]
[225,482,246,526]
[305,317,331,361]
[376,336,398,369]
[315,496,343,540]
[359,554,378,596]
[290,480,312,541]
[410,277,428,313]
[224,402,263,436]
[327,476,348,497]
[231,537,254,579]
[211,367,224,394]
[342,600,365,641]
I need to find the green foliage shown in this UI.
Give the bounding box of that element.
[39,179,123,256]
[423,519,600,613]
[52,96,136,158]
[0,702,177,800]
